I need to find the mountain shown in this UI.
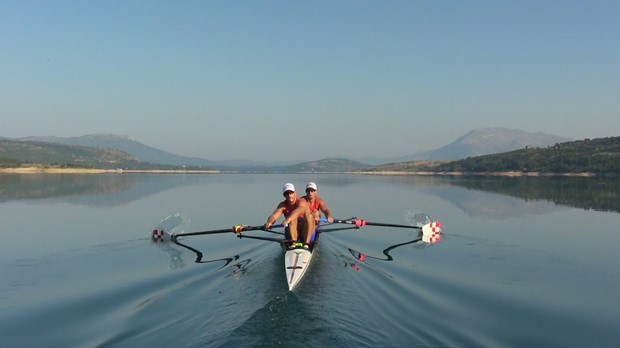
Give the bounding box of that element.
[0,139,141,168]
[2,135,368,172]
[9,128,572,170]
[370,127,572,164]
[365,136,620,174]
[19,134,219,168]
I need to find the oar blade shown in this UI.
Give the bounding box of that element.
[151,213,188,242]
[421,221,442,244]
[152,228,174,242]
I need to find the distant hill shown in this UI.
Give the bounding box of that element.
[0,139,141,169]
[3,128,577,172]
[367,127,572,164]
[230,158,370,173]
[19,134,218,168]
[366,136,620,174]
[0,137,367,172]
[11,134,370,172]
[13,128,572,168]
[276,158,369,173]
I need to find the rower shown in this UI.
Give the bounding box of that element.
[264,183,315,250]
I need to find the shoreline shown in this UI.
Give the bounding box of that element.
[0,167,613,177]
[0,167,220,174]
[353,171,602,177]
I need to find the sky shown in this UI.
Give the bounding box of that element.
[2,1,619,162]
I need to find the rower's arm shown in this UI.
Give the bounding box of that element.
[318,199,334,222]
[265,204,285,229]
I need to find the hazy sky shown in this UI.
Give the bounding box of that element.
[2,1,619,161]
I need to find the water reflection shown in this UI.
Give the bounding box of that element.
[345,238,427,278]
[386,175,620,214]
[3,173,619,215]
[172,238,239,267]
[0,173,207,206]
[349,237,423,262]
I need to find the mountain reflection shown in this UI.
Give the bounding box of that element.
[0,174,203,207]
[387,175,620,214]
[2,173,618,214]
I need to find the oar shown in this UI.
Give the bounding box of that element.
[153,224,284,242]
[332,218,442,244]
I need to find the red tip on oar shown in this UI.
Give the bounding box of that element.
[352,264,360,271]
[354,219,366,227]
[152,229,165,242]
[358,253,367,262]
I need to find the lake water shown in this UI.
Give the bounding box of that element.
[1,173,619,348]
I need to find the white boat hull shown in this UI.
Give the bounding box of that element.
[284,248,314,291]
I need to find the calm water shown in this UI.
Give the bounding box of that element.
[1,173,619,347]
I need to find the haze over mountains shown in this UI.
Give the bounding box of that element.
[5,127,572,169]
[359,128,572,164]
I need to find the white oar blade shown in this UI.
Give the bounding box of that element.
[421,221,442,244]
[151,213,188,242]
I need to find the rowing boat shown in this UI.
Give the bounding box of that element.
[152,215,441,292]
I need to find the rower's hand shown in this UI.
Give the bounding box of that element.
[264,222,271,230]
[327,217,334,223]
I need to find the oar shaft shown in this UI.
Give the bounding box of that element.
[317,226,362,233]
[236,234,288,243]
[333,218,420,229]
[175,228,234,237]
[364,221,420,229]
[174,224,283,238]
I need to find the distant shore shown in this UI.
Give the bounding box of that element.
[354,171,604,177]
[0,167,220,174]
[1,166,610,177]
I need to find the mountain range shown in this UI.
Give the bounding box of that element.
[2,127,572,171]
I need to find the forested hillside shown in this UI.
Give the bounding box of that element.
[0,140,183,170]
[367,137,620,174]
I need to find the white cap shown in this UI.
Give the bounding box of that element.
[282,183,295,193]
[306,182,318,191]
